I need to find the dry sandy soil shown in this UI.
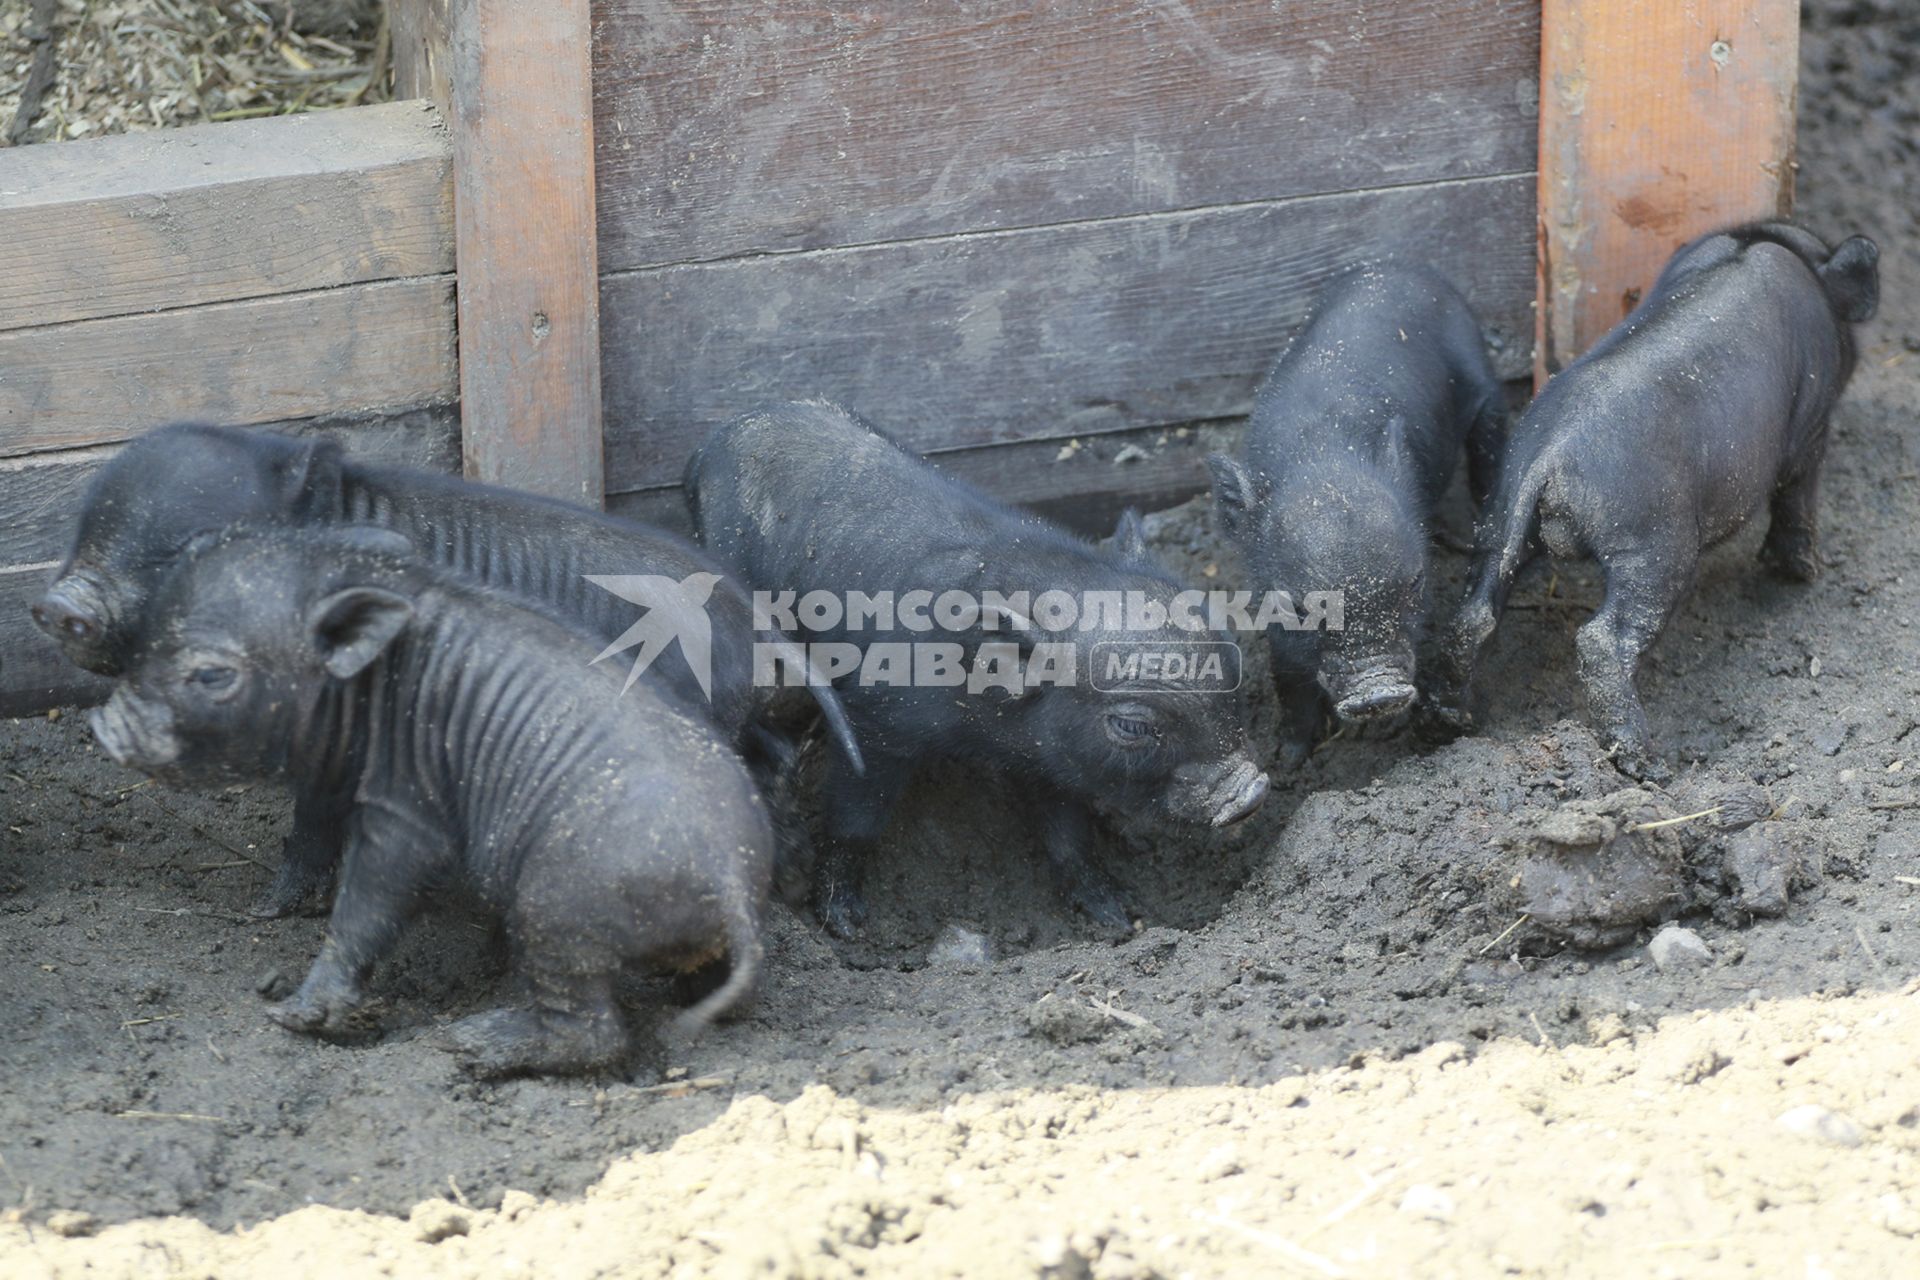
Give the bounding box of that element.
[4,3,1920,1276]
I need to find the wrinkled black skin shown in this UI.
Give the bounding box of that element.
[36,424,857,916]
[1208,265,1505,767]
[89,527,772,1076]
[1431,222,1881,778]
[686,400,1269,940]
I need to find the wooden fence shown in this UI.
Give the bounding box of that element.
[0,0,1799,711]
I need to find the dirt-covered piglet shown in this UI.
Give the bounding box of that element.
[1431,222,1880,777]
[1207,265,1504,765]
[687,400,1269,939]
[35,424,856,916]
[89,525,771,1076]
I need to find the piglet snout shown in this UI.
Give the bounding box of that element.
[33,573,127,675]
[1330,660,1417,724]
[33,579,103,643]
[1209,757,1270,827]
[89,690,179,771]
[1335,680,1417,723]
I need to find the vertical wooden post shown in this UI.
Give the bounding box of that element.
[389,0,451,112]
[445,0,605,506]
[1536,0,1799,383]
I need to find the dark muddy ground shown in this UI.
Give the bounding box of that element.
[2,0,1917,1242]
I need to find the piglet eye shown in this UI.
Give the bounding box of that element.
[188,665,237,691]
[1107,714,1155,743]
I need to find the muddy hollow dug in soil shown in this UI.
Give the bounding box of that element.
[6,2,1920,1273]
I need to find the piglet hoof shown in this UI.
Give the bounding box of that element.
[1606,741,1673,785]
[448,1009,547,1077]
[816,882,870,940]
[1054,871,1137,942]
[1273,736,1313,773]
[1760,541,1821,584]
[1412,698,1472,742]
[266,989,376,1039]
[1072,890,1137,942]
[449,1008,624,1078]
[247,865,332,920]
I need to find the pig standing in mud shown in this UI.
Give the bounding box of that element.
[90,525,772,1075]
[1207,265,1505,765]
[1430,222,1880,777]
[687,400,1270,939]
[33,424,858,915]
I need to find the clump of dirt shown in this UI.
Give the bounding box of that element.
[6,0,1920,1273]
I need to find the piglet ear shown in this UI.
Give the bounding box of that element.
[279,436,345,504]
[1206,454,1260,535]
[1820,236,1879,324]
[1110,507,1150,564]
[305,587,413,680]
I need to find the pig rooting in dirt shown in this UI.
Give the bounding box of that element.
[687,400,1268,940]
[1207,264,1505,766]
[90,525,772,1076]
[1429,222,1880,779]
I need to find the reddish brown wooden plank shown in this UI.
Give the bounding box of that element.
[591,0,1540,271]
[0,102,453,332]
[1536,0,1798,378]
[449,0,605,506]
[0,277,457,459]
[600,173,1536,495]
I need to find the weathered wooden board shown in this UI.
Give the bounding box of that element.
[0,407,460,569]
[0,448,110,571]
[926,420,1237,534]
[449,0,606,506]
[610,417,1239,539]
[591,0,1540,271]
[1536,0,1798,378]
[601,172,1535,496]
[0,102,453,333]
[0,276,457,459]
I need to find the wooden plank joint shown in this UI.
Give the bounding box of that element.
[448,0,605,507]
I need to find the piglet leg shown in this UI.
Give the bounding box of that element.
[1574,543,1696,782]
[1272,672,1324,770]
[1759,456,1824,583]
[248,782,347,918]
[267,808,439,1037]
[1263,631,1325,768]
[1038,796,1135,940]
[813,753,911,939]
[1465,401,1507,512]
[1427,521,1530,733]
[450,968,624,1077]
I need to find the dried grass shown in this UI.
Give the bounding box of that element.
[0,0,387,147]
